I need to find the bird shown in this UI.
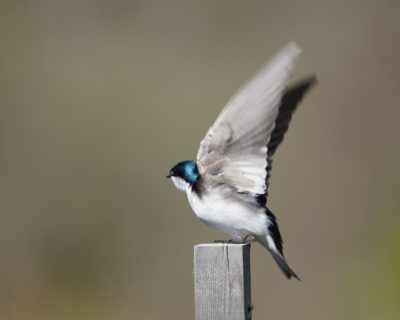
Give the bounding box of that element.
[167,42,316,280]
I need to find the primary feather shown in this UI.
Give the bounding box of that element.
[264,76,317,199]
[197,42,302,195]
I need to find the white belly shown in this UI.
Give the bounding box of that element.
[187,190,268,241]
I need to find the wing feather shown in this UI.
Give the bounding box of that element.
[264,76,317,199]
[197,43,302,194]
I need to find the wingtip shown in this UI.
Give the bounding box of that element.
[282,41,303,58]
[288,74,318,92]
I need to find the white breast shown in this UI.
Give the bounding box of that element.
[171,176,190,192]
[186,189,268,241]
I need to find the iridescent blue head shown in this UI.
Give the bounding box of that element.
[167,160,199,189]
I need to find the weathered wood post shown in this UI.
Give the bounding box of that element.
[194,243,252,320]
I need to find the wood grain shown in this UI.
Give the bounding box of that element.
[194,243,252,320]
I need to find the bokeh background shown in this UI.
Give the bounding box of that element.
[1,1,399,319]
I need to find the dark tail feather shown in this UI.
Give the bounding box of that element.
[270,249,301,281]
[259,208,301,280]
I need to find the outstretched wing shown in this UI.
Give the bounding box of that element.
[196,43,302,195]
[264,76,317,198]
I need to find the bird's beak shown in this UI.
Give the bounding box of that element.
[166,174,171,178]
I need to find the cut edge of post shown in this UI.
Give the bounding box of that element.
[195,242,250,248]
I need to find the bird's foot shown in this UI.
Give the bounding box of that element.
[242,234,253,243]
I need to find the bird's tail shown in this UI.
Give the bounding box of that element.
[258,208,300,280]
[268,246,300,281]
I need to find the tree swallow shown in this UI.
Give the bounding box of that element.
[167,43,316,280]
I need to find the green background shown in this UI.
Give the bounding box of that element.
[0,1,399,319]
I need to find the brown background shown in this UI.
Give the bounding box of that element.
[1,1,399,319]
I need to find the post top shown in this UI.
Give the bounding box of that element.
[195,242,250,248]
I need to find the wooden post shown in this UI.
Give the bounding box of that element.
[194,243,252,320]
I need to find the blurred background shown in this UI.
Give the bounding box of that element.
[0,1,399,319]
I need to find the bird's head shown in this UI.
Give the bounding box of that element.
[167,160,199,192]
